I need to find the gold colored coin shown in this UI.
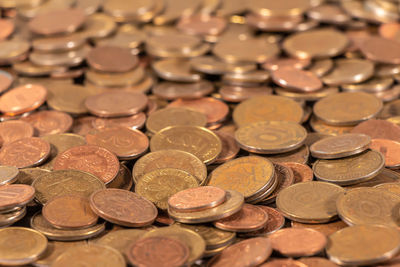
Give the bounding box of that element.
[95,229,147,257]
[150,126,222,164]
[336,187,400,227]
[86,67,145,87]
[107,164,133,190]
[207,156,275,199]
[275,86,339,102]
[342,77,394,93]
[313,150,385,185]
[276,181,345,223]
[291,220,348,237]
[235,121,307,154]
[168,190,244,223]
[190,55,257,75]
[0,166,19,185]
[309,116,354,136]
[0,40,30,62]
[141,225,206,264]
[322,59,374,85]
[15,168,50,185]
[326,225,400,266]
[35,240,87,267]
[0,227,47,266]
[0,207,26,227]
[313,92,383,126]
[233,95,304,127]
[135,168,199,210]
[152,58,202,82]
[146,107,207,134]
[308,58,334,77]
[375,182,400,197]
[346,168,400,189]
[247,0,313,16]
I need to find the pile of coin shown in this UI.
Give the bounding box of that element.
[3,0,400,266]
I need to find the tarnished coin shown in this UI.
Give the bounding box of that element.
[152,81,214,100]
[310,133,371,159]
[0,227,47,266]
[336,187,400,227]
[263,58,311,71]
[42,195,98,229]
[90,188,157,227]
[235,121,307,154]
[0,137,50,168]
[370,139,400,168]
[127,236,190,267]
[326,225,400,266]
[260,163,295,204]
[375,182,400,197]
[20,110,73,136]
[107,164,133,191]
[0,184,35,211]
[233,95,304,127]
[264,145,310,165]
[53,145,120,184]
[92,112,146,130]
[214,131,240,164]
[34,240,87,267]
[313,150,385,185]
[322,58,374,85]
[310,116,354,136]
[291,220,348,237]
[359,36,400,64]
[219,85,272,103]
[0,207,26,227]
[269,228,327,257]
[276,181,345,223]
[313,92,383,126]
[0,120,34,144]
[0,166,19,185]
[271,67,322,92]
[86,46,138,73]
[153,58,202,82]
[242,206,285,237]
[351,119,400,142]
[150,126,222,164]
[282,162,314,183]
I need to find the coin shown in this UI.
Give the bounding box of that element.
[0,166,19,185]
[0,70,13,93]
[92,112,146,130]
[72,116,97,136]
[35,240,87,267]
[0,227,47,266]
[370,139,400,168]
[0,207,26,227]
[310,116,354,136]
[291,220,348,237]
[271,67,322,92]
[153,58,202,82]
[0,19,14,40]
[0,121,34,145]
[351,119,400,142]
[337,187,400,226]
[94,229,146,257]
[150,126,222,164]
[282,162,313,183]
[107,164,133,190]
[298,257,339,267]
[235,121,307,154]
[20,110,73,136]
[53,145,120,184]
[0,137,50,168]
[152,80,214,100]
[90,188,157,227]
[0,184,34,211]
[322,58,374,85]
[233,95,304,127]
[213,131,240,164]
[264,145,310,165]
[326,225,400,266]
[375,182,400,197]
[310,133,371,159]
[359,36,400,64]
[32,169,105,204]
[15,168,49,185]
[86,46,138,72]
[260,163,295,204]
[86,67,145,87]
[260,259,308,267]
[313,150,385,185]
[219,85,272,102]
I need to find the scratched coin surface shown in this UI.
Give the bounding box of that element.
[90,188,157,227]
[42,195,98,229]
[313,150,385,185]
[168,186,226,212]
[150,126,222,164]
[207,156,275,199]
[233,95,304,127]
[313,92,383,126]
[0,184,35,211]
[235,121,307,154]
[370,139,400,168]
[32,169,105,204]
[20,110,73,136]
[53,145,120,184]
[135,168,199,210]
[127,236,189,267]
[326,225,400,266]
[0,120,34,144]
[0,137,50,168]
[310,133,371,159]
[336,187,400,227]
[276,181,345,223]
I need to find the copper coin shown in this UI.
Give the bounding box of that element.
[155,212,175,226]
[72,116,97,136]
[28,8,86,35]
[0,120,34,144]
[271,67,323,93]
[89,188,157,227]
[168,97,229,124]
[0,137,50,168]
[214,204,269,233]
[370,139,400,168]
[85,126,149,160]
[53,145,119,184]
[262,58,311,71]
[86,46,139,73]
[282,162,314,183]
[291,220,348,237]
[265,145,310,165]
[92,112,146,130]
[379,23,400,42]
[219,85,273,102]
[207,237,272,267]
[152,81,214,100]
[214,131,240,164]
[262,163,295,203]
[359,36,400,64]
[127,236,189,267]
[85,90,148,118]
[168,186,226,212]
[20,110,73,137]
[260,259,308,267]
[177,14,227,36]
[0,184,35,211]
[299,257,339,267]
[244,206,285,236]
[0,19,14,40]
[0,84,47,116]
[0,70,13,94]
[351,119,400,142]
[269,228,327,257]
[42,195,98,229]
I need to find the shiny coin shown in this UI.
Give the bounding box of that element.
[271,67,322,93]
[313,150,385,185]
[242,206,285,237]
[0,184,34,211]
[0,207,26,227]
[276,181,345,223]
[0,19,14,40]
[342,77,394,93]
[359,36,400,64]
[0,166,19,185]
[310,116,353,136]
[20,110,73,136]
[370,139,400,168]
[322,58,374,85]
[152,80,214,100]
[153,58,202,82]
[86,46,138,73]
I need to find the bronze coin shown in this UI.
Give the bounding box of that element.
[359,36,400,64]
[214,131,240,164]
[90,188,157,227]
[92,112,146,130]
[269,228,327,257]
[299,257,339,267]
[86,46,139,73]
[53,145,119,184]
[20,110,73,136]
[0,84,47,116]
[244,206,285,236]
[152,81,214,100]
[0,184,35,211]
[177,14,227,36]
[72,116,97,136]
[0,19,14,40]
[0,120,34,144]
[85,90,148,117]
[282,162,314,183]
[379,23,400,42]
[264,145,310,165]
[0,137,50,168]
[351,119,400,142]
[168,186,226,212]
[291,220,348,237]
[127,236,189,267]
[85,126,149,160]
[271,67,323,93]
[262,58,311,71]
[261,259,307,267]
[0,70,13,94]
[219,85,273,102]
[214,204,269,232]
[261,163,295,203]
[370,139,400,169]
[42,195,98,229]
